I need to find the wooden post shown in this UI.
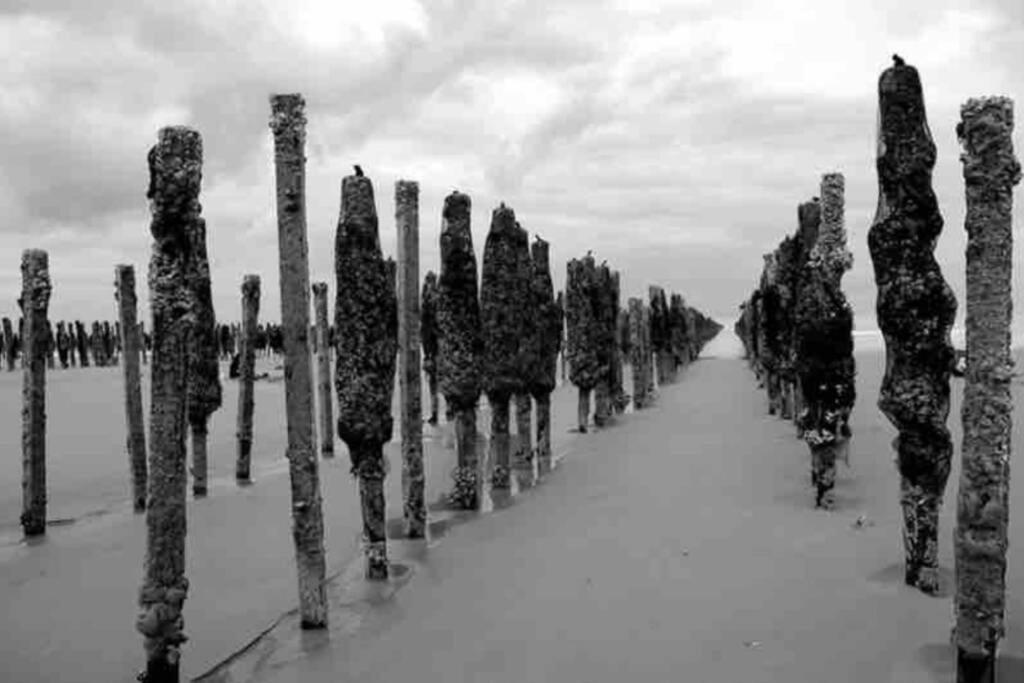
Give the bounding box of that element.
[236,275,260,482]
[528,237,559,462]
[311,282,334,458]
[1,317,13,371]
[628,298,644,409]
[954,95,1020,682]
[269,93,327,626]
[421,271,440,426]
[115,264,147,512]
[566,255,600,431]
[396,179,425,539]
[335,167,399,579]
[868,57,956,590]
[136,126,198,683]
[436,191,484,510]
[185,217,222,498]
[20,249,51,537]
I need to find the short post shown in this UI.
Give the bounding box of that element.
[311,282,334,458]
[235,275,260,482]
[115,264,147,512]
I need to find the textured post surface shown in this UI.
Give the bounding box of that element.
[116,265,147,512]
[527,237,560,462]
[20,249,51,537]
[137,126,198,682]
[269,94,327,626]
[954,96,1020,680]
[437,192,484,509]
[867,58,957,594]
[335,169,398,580]
[628,298,645,409]
[481,203,528,487]
[311,283,334,458]
[185,217,222,498]
[396,180,425,539]
[236,275,260,481]
[796,177,856,511]
[3,317,15,371]
[421,271,440,425]
[566,254,600,429]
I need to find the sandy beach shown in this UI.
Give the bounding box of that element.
[2,332,1024,682]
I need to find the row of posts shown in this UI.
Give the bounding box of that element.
[735,54,1021,683]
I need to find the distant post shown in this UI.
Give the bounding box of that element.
[20,249,51,537]
[396,180,426,538]
[115,264,147,512]
[311,282,334,458]
[269,93,327,626]
[235,275,260,482]
[954,95,1020,683]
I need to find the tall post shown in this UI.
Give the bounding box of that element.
[868,57,957,593]
[528,237,560,463]
[136,126,198,683]
[269,94,327,626]
[396,179,425,539]
[235,275,260,482]
[115,265,147,513]
[437,192,484,510]
[20,249,51,537]
[335,167,399,579]
[480,203,529,487]
[185,217,222,498]
[311,282,334,459]
[628,298,645,409]
[954,95,1020,682]
[566,255,600,431]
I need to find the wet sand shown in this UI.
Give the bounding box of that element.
[4,333,1024,681]
[202,333,1024,683]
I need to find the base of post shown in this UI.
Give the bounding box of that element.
[956,645,997,683]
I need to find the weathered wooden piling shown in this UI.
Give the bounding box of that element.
[867,57,957,594]
[628,298,645,409]
[527,237,561,462]
[481,203,529,487]
[311,282,334,458]
[796,174,855,511]
[20,249,50,537]
[185,216,222,498]
[136,126,199,682]
[45,322,55,369]
[269,94,327,625]
[335,167,398,579]
[236,275,260,482]
[115,264,147,512]
[421,271,440,425]
[437,191,484,509]
[2,317,14,371]
[566,254,601,431]
[953,95,1020,681]
[396,179,425,539]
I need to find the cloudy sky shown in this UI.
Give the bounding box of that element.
[1,0,1022,335]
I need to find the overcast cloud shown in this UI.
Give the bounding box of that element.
[1,0,1022,335]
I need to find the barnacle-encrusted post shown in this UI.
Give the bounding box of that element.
[311,282,334,458]
[116,264,147,512]
[527,237,560,463]
[867,58,957,594]
[74,320,88,367]
[20,249,50,537]
[953,95,1020,682]
[437,192,484,510]
[3,317,15,371]
[91,321,105,367]
[421,271,440,426]
[591,265,614,426]
[567,254,600,431]
[335,168,398,579]
[641,304,654,401]
[269,94,327,624]
[556,291,566,383]
[610,273,626,413]
[512,222,535,466]
[628,298,645,409]
[759,253,784,415]
[481,203,529,487]
[136,126,199,682]
[795,175,856,511]
[185,215,222,498]
[236,275,260,482]
[396,179,425,539]
[649,286,671,386]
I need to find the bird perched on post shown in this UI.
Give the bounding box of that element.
[354,164,363,177]
[892,54,904,67]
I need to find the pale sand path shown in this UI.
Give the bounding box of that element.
[229,335,1024,683]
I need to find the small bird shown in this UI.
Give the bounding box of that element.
[892,54,904,67]
[353,164,363,177]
